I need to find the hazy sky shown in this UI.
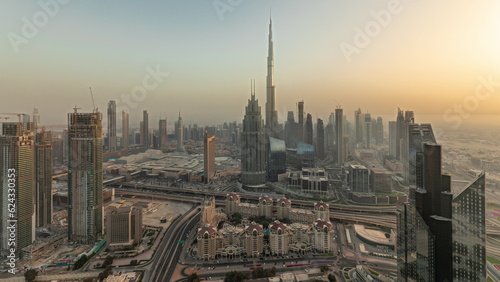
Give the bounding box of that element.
[2,0,500,128]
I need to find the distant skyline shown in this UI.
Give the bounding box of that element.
[2,0,500,127]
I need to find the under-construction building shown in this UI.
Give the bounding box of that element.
[35,130,53,228]
[68,110,103,244]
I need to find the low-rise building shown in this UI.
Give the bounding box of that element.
[287,168,329,194]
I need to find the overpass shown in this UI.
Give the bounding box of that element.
[111,182,397,214]
[115,188,397,229]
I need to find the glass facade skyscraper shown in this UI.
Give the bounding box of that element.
[397,143,486,281]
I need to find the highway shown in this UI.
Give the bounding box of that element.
[148,208,200,282]
[112,182,397,214]
[115,188,397,229]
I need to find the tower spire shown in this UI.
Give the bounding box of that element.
[265,12,278,138]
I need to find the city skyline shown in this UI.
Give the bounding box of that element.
[3,1,500,127]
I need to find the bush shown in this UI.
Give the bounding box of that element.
[130,259,138,266]
[73,255,88,270]
[252,267,276,279]
[187,273,201,282]
[24,269,37,282]
[102,256,114,268]
[98,265,113,281]
[224,271,248,282]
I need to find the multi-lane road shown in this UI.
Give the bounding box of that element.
[148,208,200,282]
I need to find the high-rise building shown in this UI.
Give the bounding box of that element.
[304,114,313,145]
[325,113,335,152]
[316,118,325,159]
[407,123,436,187]
[107,100,117,151]
[395,108,405,159]
[284,111,300,148]
[159,118,167,148]
[397,143,486,281]
[33,107,40,128]
[265,16,279,139]
[376,117,383,145]
[389,121,398,158]
[204,131,215,184]
[241,83,266,187]
[267,137,286,182]
[35,130,52,228]
[354,108,363,144]
[0,122,35,257]
[142,110,149,149]
[297,101,304,142]
[349,164,370,193]
[363,113,372,149]
[122,109,129,150]
[335,108,344,165]
[68,109,103,244]
[177,112,185,152]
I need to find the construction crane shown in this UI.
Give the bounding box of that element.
[0,113,26,122]
[89,87,97,112]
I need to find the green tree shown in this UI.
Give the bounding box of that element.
[231,213,243,224]
[320,265,329,272]
[73,255,88,270]
[103,256,114,268]
[24,269,38,282]
[98,265,113,281]
[328,274,337,282]
[187,272,201,282]
[224,271,248,282]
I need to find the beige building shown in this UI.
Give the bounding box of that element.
[259,196,274,218]
[197,224,222,260]
[269,221,292,255]
[196,193,336,260]
[105,206,143,250]
[276,198,292,219]
[313,220,335,253]
[314,201,330,221]
[243,222,265,257]
[201,197,227,227]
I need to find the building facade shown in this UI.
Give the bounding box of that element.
[158,118,167,148]
[0,122,35,257]
[265,16,279,139]
[176,112,185,152]
[122,109,129,150]
[397,143,486,281]
[68,110,103,244]
[316,118,325,159]
[107,100,117,151]
[35,130,52,228]
[335,108,344,165]
[349,164,370,193]
[204,132,215,183]
[241,85,267,187]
